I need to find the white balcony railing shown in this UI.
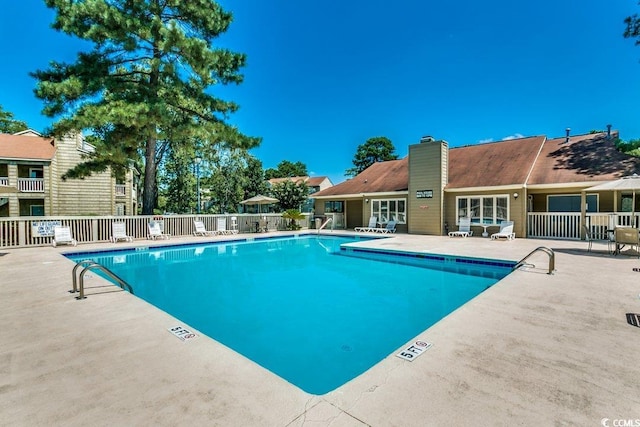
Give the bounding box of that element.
[0,177,8,186]
[115,184,126,197]
[18,178,44,192]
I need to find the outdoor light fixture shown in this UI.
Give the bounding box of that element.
[513,193,519,199]
[365,198,369,203]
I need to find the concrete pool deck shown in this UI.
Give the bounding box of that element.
[1,232,639,426]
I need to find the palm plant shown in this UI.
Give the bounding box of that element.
[282,209,306,230]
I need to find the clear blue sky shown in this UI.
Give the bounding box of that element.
[1,0,639,184]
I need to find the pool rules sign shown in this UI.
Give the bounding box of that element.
[396,340,432,361]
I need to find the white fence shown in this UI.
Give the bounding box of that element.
[527,212,640,240]
[17,178,44,192]
[0,213,312,249]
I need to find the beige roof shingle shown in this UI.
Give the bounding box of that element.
[0,133,56,161]
[306,131,640,197]
[447,136,546,188]
[527,131,640,185]
[313,158,408,197]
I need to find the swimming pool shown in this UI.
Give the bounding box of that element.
[67,235,513,395]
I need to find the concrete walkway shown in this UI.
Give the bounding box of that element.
[1,232,639,426]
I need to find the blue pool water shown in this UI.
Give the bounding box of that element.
[67,235,513,394]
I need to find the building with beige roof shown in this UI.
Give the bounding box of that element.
[0,130,138,217]
[313,128,640,239]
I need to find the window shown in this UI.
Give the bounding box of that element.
[29,168,43,178]
[371,198,406,224]
[324,201,343,213]
[456,195,509,224]
[548,194,598,212]
[30,205,45,216]
[115,203,126,216]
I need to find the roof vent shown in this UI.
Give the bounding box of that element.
[420,135,435,143]
[565,128,570,143]
[607,124,612,140]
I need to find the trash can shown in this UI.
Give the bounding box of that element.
[315,218,322,229]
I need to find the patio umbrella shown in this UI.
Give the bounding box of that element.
[240,194,279,213]
[584,174,640,222]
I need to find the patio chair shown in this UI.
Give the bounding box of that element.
[110,222,133,243]
[52,226,77,247]
[614,227,640,257]
[490,220,515,240]
[216,217,231,235]
[582,224,612,254]
[148,221,170,240]
[259,216,269,233]
[355,216,378,233]
[193,220,216,237]
[230,216,239,234]
[448,217,473,238]
[376,220,397,234]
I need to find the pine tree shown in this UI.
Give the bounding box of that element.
[345,137,398,177]
[32,0,260,214]
[0,104,28,134]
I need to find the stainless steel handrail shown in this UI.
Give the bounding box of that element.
[317,217,333,233]
[71,260,99,293]
[71,261,133,299]
[513,246,555,275]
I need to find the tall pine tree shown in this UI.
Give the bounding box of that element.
[32,0,260,214]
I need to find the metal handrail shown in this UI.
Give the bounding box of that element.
[71,260,99,293]
[317,217,333,233]
[513,246,555,275]
[71,260,133,299]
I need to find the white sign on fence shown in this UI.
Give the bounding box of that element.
[31,220,62,238]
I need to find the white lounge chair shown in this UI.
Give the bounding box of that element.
[148,221,170,240]
[216,217,232,235]
[355,216,378,232]
[193,220,216,237]
[449,217,473,238]
[230,216,239,234]
[110,222,133,243]
[490,220,515,240]
[376,220,397,234]
[52,226,77,247]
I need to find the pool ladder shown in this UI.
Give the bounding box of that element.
[317,217,333,233]
[513,247,555,275]
[71,260,134,299]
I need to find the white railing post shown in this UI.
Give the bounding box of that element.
[92,219,99,243]
[18,219,27,246]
